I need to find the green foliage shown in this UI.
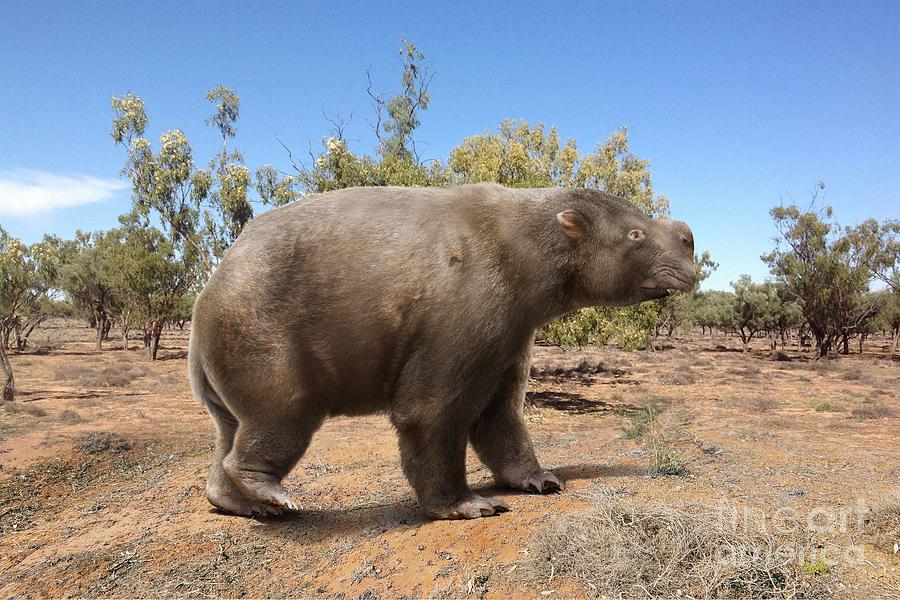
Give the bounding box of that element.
[254,165,300,207]
[870,290,900,336]
[540,303,661,351]
[0,227,60,349]
[104,219,200,359]
[689,290,736,331]
[449,120,580,189]
[296,136,449,194]
[845,218,900,293]
[450,122,669,218]
[112,85,255,273]
[375,38,432,161]
[730,275,782,347]
[0,228,62,399]
[204,86,253,256]
[801,560,830,577]
[54,230,118,348]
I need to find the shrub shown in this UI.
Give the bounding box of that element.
[1,401,47,417]
[79,432,131,454]
[863,491,900,553]
[57,409,83,424]
[850,401,895,420]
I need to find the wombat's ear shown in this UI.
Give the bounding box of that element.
[556,210,588,239]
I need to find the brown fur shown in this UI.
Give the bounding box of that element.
[189,183,696,519]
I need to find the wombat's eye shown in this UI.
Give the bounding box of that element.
[628,230,645,241]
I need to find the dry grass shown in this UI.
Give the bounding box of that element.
[839,369,863,381]
[809,360,837,373]
[622,406,689,476]
[1,400,47,417]
[525,488,812,599]
[811,400,844,413]
[725,366,761,378]
[656,368,701,385]
[531,358,615,378]
[863,491,900,553]
[79,431,131,454]
[723,397,779,413]
[56,409,83,424]
[850,400,895,420]
[748,397,779,413]
[52,364,148,388]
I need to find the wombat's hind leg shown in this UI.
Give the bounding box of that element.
[222,408,322,513]
[204,398,285,516]
[395,418,509,519]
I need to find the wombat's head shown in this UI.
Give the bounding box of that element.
[557,192,697,307]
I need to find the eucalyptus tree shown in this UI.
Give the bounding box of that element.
[728,276,781,352]
[846,218,900,293]
[763,194,876,357]
[0,228,60,399]
[691,290,737,335]
[111,85,254,276]
[111,86,259,356]
[55,231,118,349]
[103,219,200,360]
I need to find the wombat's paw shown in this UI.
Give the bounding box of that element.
[512,470,565,494]
[432,496,510,520]
[222,462,299,512]
[207,485,287,518]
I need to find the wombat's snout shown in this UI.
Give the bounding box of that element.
[670,221,697,291]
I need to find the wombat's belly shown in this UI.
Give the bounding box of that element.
[281,300,428,417]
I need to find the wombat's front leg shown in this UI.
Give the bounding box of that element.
[395,417,509,519]
[470,349,564,494]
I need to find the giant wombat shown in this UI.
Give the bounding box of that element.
[189,183,696,518]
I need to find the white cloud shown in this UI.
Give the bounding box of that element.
[0,169,128,217]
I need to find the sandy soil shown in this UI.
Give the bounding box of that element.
[1,321,897,598]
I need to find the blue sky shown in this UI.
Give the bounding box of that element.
[1,1,898,290]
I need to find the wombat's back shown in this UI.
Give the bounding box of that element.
[190,183,529,412]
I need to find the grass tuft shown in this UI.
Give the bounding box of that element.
[863,491,900,553]
[1,400,47,417]
[79,431,131,455]
[57,409,83,424]
[525,488,812,599]
[850,401,895,420]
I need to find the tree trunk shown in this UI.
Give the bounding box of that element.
[148,320,163,361]
[0,342,14,402]
[840,333,849,355]
[122,325,130,351]
[96,318,105,350]
[739,330,751,353]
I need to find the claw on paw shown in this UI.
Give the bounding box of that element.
[434,496,510,519]
[521,470,564,494]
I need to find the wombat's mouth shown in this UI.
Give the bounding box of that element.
[640,269,695,298]
[639,287,675,300]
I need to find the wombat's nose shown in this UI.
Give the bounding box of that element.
[671,220,694,251]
